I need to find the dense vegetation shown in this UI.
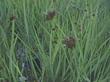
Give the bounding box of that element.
[0,0,110,82]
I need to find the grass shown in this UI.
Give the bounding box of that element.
[0,0,110,82]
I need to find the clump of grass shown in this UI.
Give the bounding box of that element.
[0,0,110,82]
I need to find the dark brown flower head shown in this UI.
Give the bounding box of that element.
[10,16,16,21]
[46,11,56,20]
[63,36,76,49]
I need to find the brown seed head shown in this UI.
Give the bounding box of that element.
[63,36,76,49]
[46,11,56,20]
[10,16,16,21]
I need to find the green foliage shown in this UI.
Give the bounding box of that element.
[0,0,110,82]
